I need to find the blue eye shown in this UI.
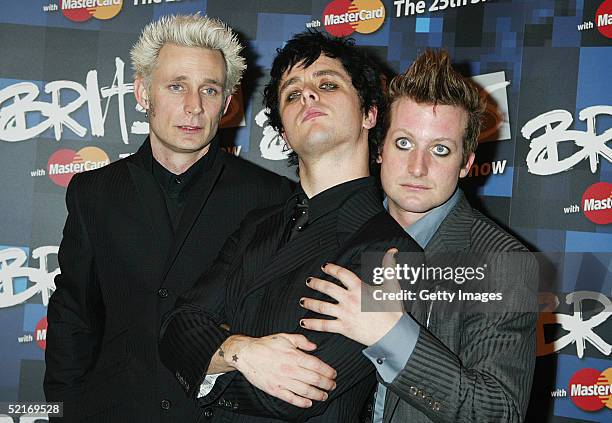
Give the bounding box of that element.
[203,87,218,96]
[169,84,183,92]
[395,138,412,150]
[432,145,450,156]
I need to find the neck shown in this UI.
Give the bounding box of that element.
[298,141,369,198]
[388,202,427,228]
[150,141,211,175]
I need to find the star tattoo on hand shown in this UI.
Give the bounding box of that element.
[232,354,238,362]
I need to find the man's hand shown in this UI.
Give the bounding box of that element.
[300,248,404,346]
[222,333,337,408]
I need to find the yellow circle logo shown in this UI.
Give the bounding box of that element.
[323,0,386,37]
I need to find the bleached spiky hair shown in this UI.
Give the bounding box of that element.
[130,13,246,94]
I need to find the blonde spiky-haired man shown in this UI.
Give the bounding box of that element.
[44,14,292,422]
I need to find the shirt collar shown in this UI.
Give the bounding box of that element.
[284,176,376,224]
[384,188,460,249]
[151,136,219,196]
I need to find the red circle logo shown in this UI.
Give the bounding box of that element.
[596,0,612,38]
[569,367,612,411]
[582,182,612,225]
[323,0,386,37]
[61,0,123,23]
[35,317,47,351]
[47,146,110,187]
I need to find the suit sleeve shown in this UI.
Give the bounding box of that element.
[44,174,104,419]
[385,252,538,423]
[194,235,422,421]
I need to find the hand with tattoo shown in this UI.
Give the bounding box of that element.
[219,333,337,408]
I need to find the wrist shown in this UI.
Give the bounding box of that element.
[366,312,403,346]
[222,334,252,370]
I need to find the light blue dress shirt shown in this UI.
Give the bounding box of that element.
[363,189,461,422]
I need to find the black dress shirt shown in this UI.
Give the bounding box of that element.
[283,176,378,244]
[152,139,217,232]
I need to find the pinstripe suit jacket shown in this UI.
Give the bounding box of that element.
[381,192,537,423]
[159,181,423,422]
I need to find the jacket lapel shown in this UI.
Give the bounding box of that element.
[126,140,174,280]
[425,191,473,253]
[406,192,475,318]
[161,152,226,282]
[381,192,475,423]
[242,214,340,299]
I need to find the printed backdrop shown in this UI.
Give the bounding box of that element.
[0,0,611,421]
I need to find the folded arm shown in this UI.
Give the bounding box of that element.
[159,214,338,416]
[195,237,420,420]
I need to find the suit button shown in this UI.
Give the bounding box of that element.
[376,358,384,365]
[160,399,171,410]
[203,408,214,417]
[158,288,169,298]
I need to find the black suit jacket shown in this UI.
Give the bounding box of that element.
[382,192,538,423]
[159,181,423,422]
[44,138,293,423]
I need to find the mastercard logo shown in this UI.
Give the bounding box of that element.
[582,182,612,225]
[35,317,47,351]
[323,0,386,37]
[569,367,612,411]
[47,146,110,187]
[596,0,612,38]
[61,0,123,23]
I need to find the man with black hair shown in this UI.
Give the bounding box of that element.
[300,50,537,423]
[159,31,421,422]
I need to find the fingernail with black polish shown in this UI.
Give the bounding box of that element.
[306,277,312,284]
[300,320,306,327]
[299,298,305,306]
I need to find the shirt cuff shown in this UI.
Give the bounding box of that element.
[362,314,420,384]
[197,373,225,398]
